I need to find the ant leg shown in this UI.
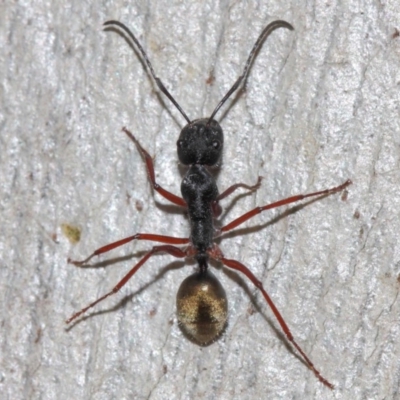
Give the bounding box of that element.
[217,176,262,202]
[66,244,186,324]
[221,179,351,233]
[212,177,262,217]
[68,234,189,266]
[123,127,187,207]
[220,256,334,389]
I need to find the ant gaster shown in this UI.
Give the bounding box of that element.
[67,19,352,389]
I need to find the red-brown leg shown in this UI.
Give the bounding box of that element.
[221,179,351,233]
[217,176,262,202]
[123,127,186,207]
[66,244,187,324]
[212,177,263,217]
[220,256,334,389]
[68,234,189,266]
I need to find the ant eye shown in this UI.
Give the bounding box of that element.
[177,140,184,148]
[212,140,220,149]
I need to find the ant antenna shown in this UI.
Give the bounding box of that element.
[208,20,294,123]
[104,20,192,124]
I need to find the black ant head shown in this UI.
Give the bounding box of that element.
[177,118,223,166]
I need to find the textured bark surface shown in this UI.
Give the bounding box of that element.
[1,1,399,399]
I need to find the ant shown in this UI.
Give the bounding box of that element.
[67,19,352,389]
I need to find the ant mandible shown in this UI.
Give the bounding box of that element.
[67,19,352,389]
